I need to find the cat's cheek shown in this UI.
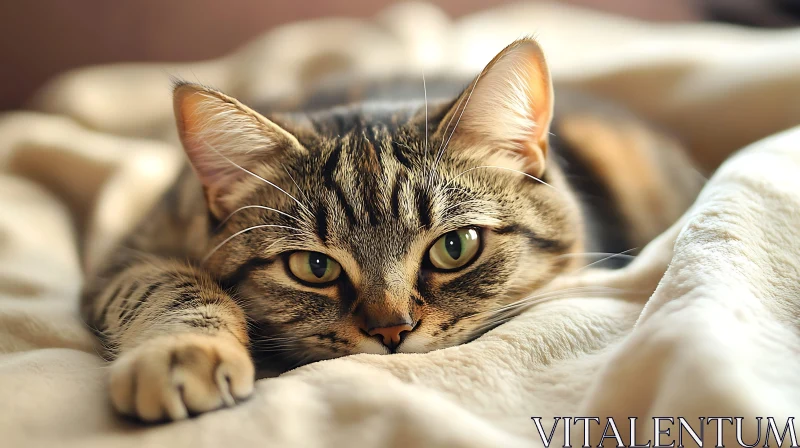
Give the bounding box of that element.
[353,337,389,355]
[395,334,433,354]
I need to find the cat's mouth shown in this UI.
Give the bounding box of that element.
[359,319,422,354]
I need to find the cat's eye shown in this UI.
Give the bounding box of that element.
[288,251,342,285]
[428,228,481,271]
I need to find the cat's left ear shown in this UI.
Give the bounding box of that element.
[436,38,553,177]
[173,82,304,219]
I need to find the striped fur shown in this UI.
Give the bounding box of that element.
[81,39,700,421]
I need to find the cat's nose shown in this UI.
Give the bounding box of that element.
[367,323,413,350]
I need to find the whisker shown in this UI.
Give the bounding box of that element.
[438,198,494,215]
[434,92,464,160]
[524,286,631,309]
[446,165,555,190]
[289,353,318,370]
[250,334,298,343]
[434,70,484,171]
[428,79,469,183]
[556,252,637,260]
[200,140,312,216]
[250,341,298,350]
[395,142,416,153]
[217,205,300,228]
[283,166,311,204]
[461,291,608,339]
[250,340,297,347]
[461,290,568,321]
[440,186,471,194]
[263,235,291,253]
[423,71,429,163]
[555,251,637,269]
[203,224,301,263]
[465,285,632,321]
[468,316,515,336]
[572,248,638,273]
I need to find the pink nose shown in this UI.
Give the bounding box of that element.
[368,324,413,349]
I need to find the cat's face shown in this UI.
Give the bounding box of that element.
[174,39,582,365]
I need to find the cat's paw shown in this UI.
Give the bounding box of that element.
[108,333,255,422]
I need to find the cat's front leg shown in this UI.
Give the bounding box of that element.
[109,332,253,421]
[82,259,255,422]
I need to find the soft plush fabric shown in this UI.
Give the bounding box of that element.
[1,3,799,447]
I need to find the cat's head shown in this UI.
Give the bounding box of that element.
[173,38,583,365]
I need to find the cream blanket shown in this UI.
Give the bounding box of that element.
[2,3,800,447]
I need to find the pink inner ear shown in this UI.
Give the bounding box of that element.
[188,149,237,188]
[180,130,242,218]
[173,84,301,217]
[454,39,554,174]
[174,86,264,189]
[173,86,254,217]
[176,89,223,186]
[526,69,554,147]
[180,133,235,191]
[470,42,551,140]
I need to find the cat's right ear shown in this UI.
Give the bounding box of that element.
[173,82,303,219]
[433,38,553,178]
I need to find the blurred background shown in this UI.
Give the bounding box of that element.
[2,0,799,111]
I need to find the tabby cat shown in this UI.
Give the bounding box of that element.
[81,38,699,422]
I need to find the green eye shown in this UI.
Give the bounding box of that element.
[288,251,341,284]
[428,228,481,271]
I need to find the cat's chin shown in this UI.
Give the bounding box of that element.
[353,338,392,355]
[323,336,439,358]
[394,336,435,354]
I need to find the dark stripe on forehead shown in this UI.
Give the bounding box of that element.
[351,128,383,225]
[363,124,383,161]
[333,185,358,226]
[363,182,380,226]
[331,113,350,135]
[359,129,382,175]
[415,186,433,229]
[322,146,341,187]
[392,141,414,170]
[322,145,358,226]
[494,224,568,252]
[316,202,328,243]
[391,171,406,218]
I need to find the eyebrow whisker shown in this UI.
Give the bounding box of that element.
[203,225,302,263]
[200,139,313,216]
[217,205,301,229]
[433,70,484,173]
[445,165,556,190]
[571,248,638,273]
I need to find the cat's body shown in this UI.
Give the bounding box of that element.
[81,39,700,422]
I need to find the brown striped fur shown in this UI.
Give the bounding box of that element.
[81,39,700,422]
